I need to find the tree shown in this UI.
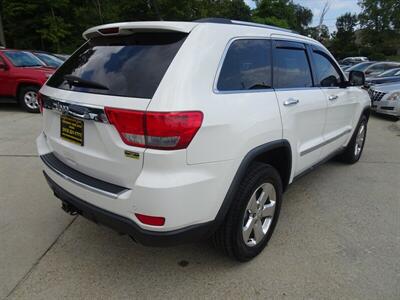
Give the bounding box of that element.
[317,1,330,40]
[306,25,329,42]
[329,13,358,58]
[358,0,400,57]
[252,0,313,34]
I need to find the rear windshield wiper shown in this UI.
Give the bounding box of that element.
[63,75,109,90]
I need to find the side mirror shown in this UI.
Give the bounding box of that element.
[349,70,365,86]
[0,62,8,71]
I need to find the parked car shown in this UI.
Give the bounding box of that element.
[365,67,400,87]
[31,51,64,68]
[345,61,400,78]
[53,54,70,61]
[341,65,353,71]
[339,56,369,69]
[37,20,370,261]
[0,49,55,112]
[343,61,376,77]
[369,82,400,118]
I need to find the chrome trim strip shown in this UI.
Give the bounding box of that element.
[41,155,129,199]
[43,96,109,123]
[300,129,352,156]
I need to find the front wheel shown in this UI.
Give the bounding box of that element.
[338,115,368,164]
[19,85,40,113]
[212,163,282,261]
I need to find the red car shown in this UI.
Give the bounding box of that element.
[0,49,55,112]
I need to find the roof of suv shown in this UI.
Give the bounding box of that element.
[82,19,319,46]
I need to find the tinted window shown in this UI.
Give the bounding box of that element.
[273,47,313,88]
[377,68,400,77]
[313,51,342,87]
[348,62,374,72]
[34,53,63,68]
[368,64,386,72]
[47,32,187,99]
[217,39,271,91]
[3,51,44,67]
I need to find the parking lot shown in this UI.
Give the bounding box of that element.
[0,103,399,299]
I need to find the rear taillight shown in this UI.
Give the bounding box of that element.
[37,92,43,114]
[105,108,203,150]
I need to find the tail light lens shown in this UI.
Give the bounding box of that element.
[37,92,43,114]
[105,108,203,150]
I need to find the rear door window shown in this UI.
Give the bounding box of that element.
[273,43,313,89]
[47,32,187,99]
[217,39,272,91]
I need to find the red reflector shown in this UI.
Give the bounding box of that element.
[37,92,43,114]
[105,108,203,150]
[135,213,165,226]
[99,27,119,35]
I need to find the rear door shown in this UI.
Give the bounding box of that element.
[40,31,188,188]
[272,40,327,175]
[309,47,356,157]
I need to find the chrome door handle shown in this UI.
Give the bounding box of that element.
[328,95,339,101]
[283,98,299,106]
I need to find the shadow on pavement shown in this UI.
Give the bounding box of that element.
[0,102,22,112]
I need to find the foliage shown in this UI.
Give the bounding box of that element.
[0,0,252,53]
[0,0,398,60]
[357,0,400,58]
[252,0,312,34]
[306,25,329,42]
[329,13,358,59]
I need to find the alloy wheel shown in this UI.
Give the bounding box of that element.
[24,91,39,110]
[242,182,276,247]
[354,122,366,157]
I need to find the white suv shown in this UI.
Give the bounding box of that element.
[37,19,370,261]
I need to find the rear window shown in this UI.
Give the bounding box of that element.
[47,32,187,99]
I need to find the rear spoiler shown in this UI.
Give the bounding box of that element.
[83,21,197,40]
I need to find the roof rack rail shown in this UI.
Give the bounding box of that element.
[194,18,297,34]
[231,20,297,34]
[195,18,232,24]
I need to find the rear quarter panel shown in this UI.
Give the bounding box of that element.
[148,24,283,166]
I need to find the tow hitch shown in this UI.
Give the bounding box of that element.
[61,202,80,216]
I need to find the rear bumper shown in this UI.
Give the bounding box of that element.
[44,172,215,246]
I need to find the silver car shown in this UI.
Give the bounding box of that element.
[369,82,400,117]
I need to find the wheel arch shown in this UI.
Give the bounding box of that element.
[362,106,371,120]
[16,81,41,102]
[213,140,292,227]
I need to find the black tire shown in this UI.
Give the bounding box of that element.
[212,162,282,262]
[338,114,368,164]
[18,85,40,113]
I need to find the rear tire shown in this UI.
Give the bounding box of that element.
[212,162,282,262]
[18,85,40,113]
[338,115,368,164]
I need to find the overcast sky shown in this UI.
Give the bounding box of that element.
[244,0,361,33]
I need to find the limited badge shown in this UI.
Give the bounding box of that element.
[124,150,140,159]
